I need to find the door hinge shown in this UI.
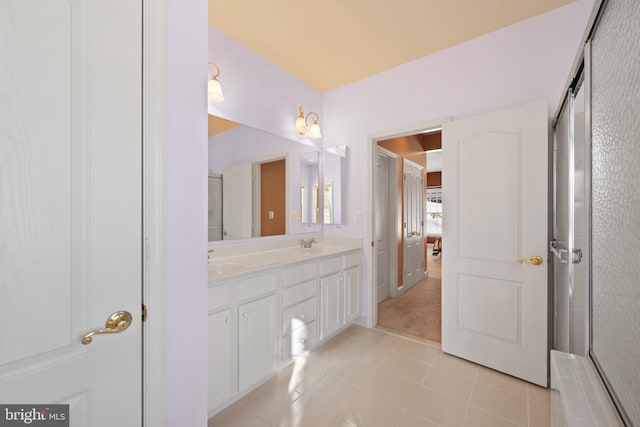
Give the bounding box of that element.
[371,241,374,247]
[142,304,148,322]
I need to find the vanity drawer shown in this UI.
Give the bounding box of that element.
[282,297,317,336]
[319,256,342,276]
[238,272,278,302]
[282,279,317,308]
[208,283,230,313]
[283,262,317,288]
[344,251,361,269]
[282,321,317,362]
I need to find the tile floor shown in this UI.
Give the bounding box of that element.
[208,325,551,427]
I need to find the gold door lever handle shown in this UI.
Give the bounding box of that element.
[518,256,543,266]
[82,310,132,345]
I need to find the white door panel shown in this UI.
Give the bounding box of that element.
[222,163,253,240]
[442,101,548,386]
[375,154,390,302]
[0,0,142,423]
[403,160,424,289]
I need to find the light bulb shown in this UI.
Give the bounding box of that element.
[208,78,224,103]
[309,122,322,139]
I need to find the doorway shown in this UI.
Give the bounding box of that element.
[373,129,443,343]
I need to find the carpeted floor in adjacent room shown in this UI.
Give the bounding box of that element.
[377,245,441,343]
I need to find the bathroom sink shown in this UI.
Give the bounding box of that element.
[208,262,244,277]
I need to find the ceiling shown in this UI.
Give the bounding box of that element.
[208,115,240,137]
[208,0,575,92]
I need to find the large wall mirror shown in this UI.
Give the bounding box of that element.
[323,145,347,225]
[208,115,321,242]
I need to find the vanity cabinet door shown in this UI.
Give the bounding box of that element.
[344,266,361,324]
[208,309,234,411]
[320,273,343,340]
[238,295,278,391]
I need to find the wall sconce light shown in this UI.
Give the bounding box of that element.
[295,106,322,139]
[208,61,224,103]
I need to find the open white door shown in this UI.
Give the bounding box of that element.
[222,163,253,239]
[403,159,424,290]
[375,153,391,303]
[0,0,142,424]
[442,101,548,386]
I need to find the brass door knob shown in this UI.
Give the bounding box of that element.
[518,256,543,266]
[82,310,133,345]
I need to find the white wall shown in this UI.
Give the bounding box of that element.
[322,1,594,325]
[166,0,208,425]
[207,27,323,145]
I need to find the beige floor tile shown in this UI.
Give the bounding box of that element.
[527,383,551,405]
[408,386,468,427]
[373,331,414,351]
[328,387,406,427]
[344,324,387,344]
[356,343,396,366]
[422,365,475,401]
[377,352,430,384]
[388,338,441,365]
[476,367,527,397]
[360,367,420,409]
[330,335,373,359]
[462,406,522,427]
[330,356,378,388]
[470,382,527,426]
[528,400,551,427]
[305,341,348,371]
[435,353,479,379]
[398,411,440,427]
[208,401,270,427]
[285,357,329,394]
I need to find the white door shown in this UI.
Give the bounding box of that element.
[208,175,223,241]
[375,154,391,302]
[403,159,424,289]
[0,0,142,424]
[442,101,548,386]
[222,163,253,240]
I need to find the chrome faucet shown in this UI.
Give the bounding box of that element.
[300,238,317,248]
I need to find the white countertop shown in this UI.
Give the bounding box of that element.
[208,236,362,281]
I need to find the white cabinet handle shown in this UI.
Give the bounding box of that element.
[300,338,307,344]
[225,317,230,324]
[242,313,247,318]
[299,314,305,319]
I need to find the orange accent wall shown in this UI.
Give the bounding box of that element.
[260,159,286,236]
[427,171,442,188]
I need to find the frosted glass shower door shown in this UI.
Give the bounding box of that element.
[552,83,587,356]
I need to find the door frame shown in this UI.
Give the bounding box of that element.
[143,0,169,425]
[367,117,449,327]
[375,146,399,299]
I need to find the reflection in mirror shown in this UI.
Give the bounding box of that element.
[323,145,347,225]
[300,151,320,224]
[208,115,321,242]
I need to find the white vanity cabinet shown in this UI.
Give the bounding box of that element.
[208,246,361,417]
[207,282,235,412]
[319,251,361,340]
[238,294,278,391]
[281,261,318,362]
[343,252,361,324]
